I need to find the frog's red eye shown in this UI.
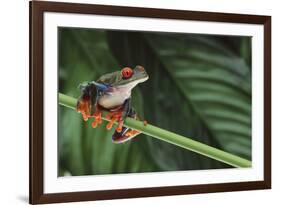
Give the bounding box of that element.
[122,67,133,79]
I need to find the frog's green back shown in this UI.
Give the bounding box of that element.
[97,71,120,85]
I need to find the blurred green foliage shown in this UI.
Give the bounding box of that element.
[58,28,251,176]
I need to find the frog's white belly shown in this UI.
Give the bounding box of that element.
[98,90,131,109]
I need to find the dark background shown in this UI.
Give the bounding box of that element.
[58,27,251,176]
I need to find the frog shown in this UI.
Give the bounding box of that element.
[76,65,149,143]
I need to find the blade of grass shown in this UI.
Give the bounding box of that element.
[59,93,251,168]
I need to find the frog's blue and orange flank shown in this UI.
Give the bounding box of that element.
[76,66,149,143]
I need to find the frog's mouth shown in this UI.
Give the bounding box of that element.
[116,75,149,90]
[133,76,148,85]
[134,65,149,80]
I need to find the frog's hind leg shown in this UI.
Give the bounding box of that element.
[112,108,140,143]
[112,127,140,143]
[112,127,129,143]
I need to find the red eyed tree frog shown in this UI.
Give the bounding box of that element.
[76,65,149,143]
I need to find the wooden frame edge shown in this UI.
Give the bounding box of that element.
[30,1,44,204]
[29,1,272,204]
[263,16,272,189]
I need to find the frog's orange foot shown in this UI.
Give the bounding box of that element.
[76,100,90,121]
[125,130,140,137]
[91,117,102,128]
[105,112,123,131]
[106,117,118,130]
[116,121,124,133]
[91,112,102,128]
[105,112,115,120]
[97,116,102,124]
[91,120,98,128]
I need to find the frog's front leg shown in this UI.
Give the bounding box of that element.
[104,112,120,130]
[76,95,91,121]
[111,108,141,143]
[105,99,131,132]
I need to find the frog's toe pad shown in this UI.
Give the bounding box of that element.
[97,117,102,124]
[106,117,118,130]
[91,120,98,128]
[106,123,112,130]
[112,128,140,143]
[77,100,90,121]
[125,130,140,137]
[112,128,126,143]
[116,121,124,133]
[116,127,122,133]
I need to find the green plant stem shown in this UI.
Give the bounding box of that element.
[59,93,251,168]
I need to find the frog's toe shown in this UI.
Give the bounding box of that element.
[91,120,98,128]
[125,130,139,137]
[124,132,131,137]
[97,117,102,124]
[116,121,124,133]
[106,123,113,130]
[116,127,122,133]
[105,112,114,119]
[106,117,117,130]
[77,100,91,121]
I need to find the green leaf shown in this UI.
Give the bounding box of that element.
[58,28,252,176]
[58,28,160,176]
[145,33,251,159]
[107,31,251,168]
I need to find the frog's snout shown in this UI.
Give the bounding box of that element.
[134,65,149,79]
[136,65,145,72]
